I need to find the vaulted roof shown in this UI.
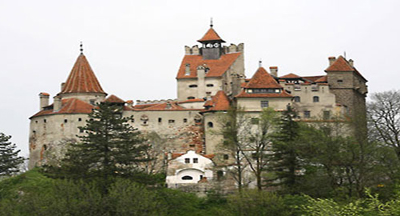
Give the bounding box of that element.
[104,95,125,104]
[60,54,106,95]
[325,56,367,81]
[198,27,225,43]
[245,67,283,89]
[204,91,230,111]
[30,98,94,118]
[176,53,241,79]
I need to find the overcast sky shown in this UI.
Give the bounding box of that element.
[1,0,399,157]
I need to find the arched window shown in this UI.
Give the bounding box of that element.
[207,122,213,128]
[313,96,319,102]
[182,176,193,180]
[294,96,301,102]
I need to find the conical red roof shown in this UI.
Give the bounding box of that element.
[104,95,125,103]
[325,56,354,72]
[60,54,105,94]
[198,27,225,43]
[246,67,282,89]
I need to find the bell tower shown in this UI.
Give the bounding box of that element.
[197,20,225,60]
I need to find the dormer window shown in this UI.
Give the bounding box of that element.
[185,64,190,76]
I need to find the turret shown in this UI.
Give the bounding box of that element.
[197,21,225,60]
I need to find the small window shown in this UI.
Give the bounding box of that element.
[158,118,162,123]
[182,176,193,180]
[337,80,343,83]
[323,111,330,120]
[89,99,96,105]
[183,118,188,123]
[131,119,135,123]
[44,119,47,123]
[193,158,198,163]
[304,111,311,118]
[206,84,214,87]
[313,96,319,103]
[185,158,190,164]
[189,84,198,88]
[168,119,175,123]
[207,122,213,128]
[79,128,84,133]
[294,85,301,91]
[78,118,82,122]
[35,121,38,124]
[260,101,269,108]
[187,96,195,100]
[32,130,36,134]
[200,175,203,180]
[64,119,68,123]
[217,171,224,181]
[294,96,301,102]
[223,154,229,160]
[251,118,259,124]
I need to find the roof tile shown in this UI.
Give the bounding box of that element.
[198,27,225,43]
[60,54,106,94]
[245,67,283,89]
[176,53,241,79]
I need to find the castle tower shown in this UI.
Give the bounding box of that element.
[58,49,107,105]
[325,56,368,119]
[176,23,245,101]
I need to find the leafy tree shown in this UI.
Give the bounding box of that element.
[48,102,150,191]
[241,108,278,191]
[0,132,23,177]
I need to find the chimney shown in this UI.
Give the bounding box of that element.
[328,57,336,66]
[348,59,354,67]
[53,96,62,112]
[39,92,50,110]
[270,66,278,77]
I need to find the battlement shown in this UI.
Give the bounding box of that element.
[136,99,177,105]
[184,43,244,55]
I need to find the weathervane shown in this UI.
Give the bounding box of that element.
[80,41,83,54]
[210,17,213,28]
[259,59,262,68]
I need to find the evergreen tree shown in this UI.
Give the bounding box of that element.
[53,103,150,188]
[268,106,302,194]
[0,132,24,177]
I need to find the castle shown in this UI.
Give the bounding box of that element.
[28,24,368,186]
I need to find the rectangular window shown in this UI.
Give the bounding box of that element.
[251,118,259,124]
[323,111,330,120]
[294,85,301,91]
[158,118,162,123]
[304,111,311,118]
[185,158,190,164]
[260,101,269,108]
[168,119,175,123]
[193,158,198,163]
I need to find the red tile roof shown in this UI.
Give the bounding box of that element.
[315,76,327,83]
[204,91,230,111]
[104,94,125,103]
[280,73,301,79]
[302,76,324,82]
[30,98,94,118]
[176,53,241,79]
[197,27,225,43]
[245,67,283,89]
[325,56,367,81]
[40,92,50,96]
[235,90,293,98]
[60,54,106,94]
[178,98,206,104]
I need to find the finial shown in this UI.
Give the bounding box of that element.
[344,51,346,59]
[259,59,262,68]
[80,41,83,54]
[210,17,213,28]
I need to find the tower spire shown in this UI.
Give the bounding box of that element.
[210,17,213,28]
[80,41,83,54]
[259,59,262,68]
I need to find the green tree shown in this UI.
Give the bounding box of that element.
[268,106,302,194]
[51,103,150,190]
[0,132,23,177]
